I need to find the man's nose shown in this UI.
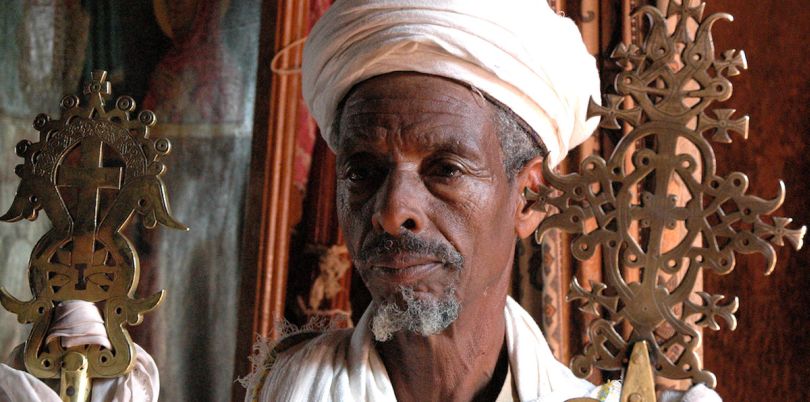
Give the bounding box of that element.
[371,170,425,236]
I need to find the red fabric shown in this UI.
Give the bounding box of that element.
[143,1,242,123]
[293,0,333,192]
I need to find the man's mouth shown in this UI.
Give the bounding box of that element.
[366,255,444,284]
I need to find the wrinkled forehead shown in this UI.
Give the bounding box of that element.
[344,73,485,112]
[334,73,494,151]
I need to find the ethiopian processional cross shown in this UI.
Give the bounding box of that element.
[526,2,805,401]
[0,70,186,401]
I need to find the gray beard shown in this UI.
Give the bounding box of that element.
[370,286,460,342]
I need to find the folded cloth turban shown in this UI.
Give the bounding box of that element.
[302,0,601,167]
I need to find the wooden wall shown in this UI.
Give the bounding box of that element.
[702,1,810,401]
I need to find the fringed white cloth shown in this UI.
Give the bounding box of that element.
[0,300,159,402]
[247,297,619,402]
[302,0,602,167]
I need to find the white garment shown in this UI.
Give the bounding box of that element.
[0,301,159,402]
[249,297,612,402]
[246,297,721,401]
[301,0,602,168]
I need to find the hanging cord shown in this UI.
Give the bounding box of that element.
[270,36,309,75]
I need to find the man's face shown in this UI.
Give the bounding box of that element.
[335,72,521,323]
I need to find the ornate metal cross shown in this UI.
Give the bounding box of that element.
[0,70,186,401]
[527,0,806,398]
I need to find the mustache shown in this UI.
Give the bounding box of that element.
[355,231,464,269]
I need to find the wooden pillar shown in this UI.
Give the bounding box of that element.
[233,0,310,399]
[573,0,605,385]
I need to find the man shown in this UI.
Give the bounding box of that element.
[244,1,720,401]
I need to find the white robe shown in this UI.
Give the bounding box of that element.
[0,344,158,402]
[0,301,158,402]
[247,297,619,402]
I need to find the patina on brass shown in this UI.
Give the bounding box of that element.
[0,70,187,401]
[620,341,656,402]
[529,0,805,391]
[565,341,657,402]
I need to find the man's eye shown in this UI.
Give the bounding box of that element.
[429,163,463,179]
[347,168,369,182]
[344,165,382,184]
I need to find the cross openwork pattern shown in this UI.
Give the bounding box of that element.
[0,70,186,387]
[526,0,805,388]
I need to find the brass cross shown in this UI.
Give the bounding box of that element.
[56,137,122,290]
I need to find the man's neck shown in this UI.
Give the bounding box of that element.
[376,294,509,402]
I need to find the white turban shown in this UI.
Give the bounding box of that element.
[302,0,601,167]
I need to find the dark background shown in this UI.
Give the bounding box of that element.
[702,1,810,401]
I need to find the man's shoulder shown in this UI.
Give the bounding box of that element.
[274,331,329,355]
[242,327,356,400]
[276,327,354,360]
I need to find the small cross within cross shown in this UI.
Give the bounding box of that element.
[56,137,122,290]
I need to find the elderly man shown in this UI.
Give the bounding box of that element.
[245,1,720,401]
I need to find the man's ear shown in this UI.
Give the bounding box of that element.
[514,156,546,240]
